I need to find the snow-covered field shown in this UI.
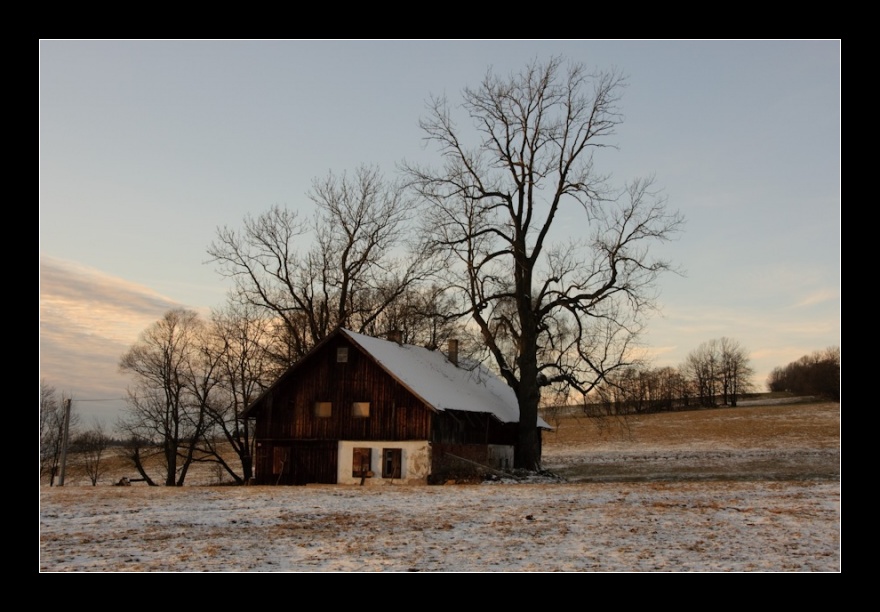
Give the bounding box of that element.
[39,401,840,572]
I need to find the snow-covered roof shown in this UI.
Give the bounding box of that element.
[341,329,550,429]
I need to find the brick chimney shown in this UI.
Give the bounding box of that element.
[387,330,402,345]
[447,338,459,366]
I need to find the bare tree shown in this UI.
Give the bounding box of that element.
[684,339,721,407]
[208,164,432,361]
[118,309,212,486]
[199,303,280,483]
[405,57,683,469]
[118,435,158,486]
[40,380,77,486]
[362,283,465,350]
[683,337,754,407]
[71,421,111,485]
[174,316,225,485]
[653,366,691,410]
[592,364,692,415]
[40,379,60,483]
[718,337,754,406]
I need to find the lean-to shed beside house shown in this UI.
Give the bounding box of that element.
[243,328,549,485]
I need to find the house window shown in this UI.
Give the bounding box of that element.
[273,447,290,474]
[352,401,370,418]
[314,401,332,418]
[352,447,372,478]
[337,347,348,363]
[382,448,402,479]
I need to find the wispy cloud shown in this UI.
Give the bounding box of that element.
[39,256,184,423]
[792,289,839,309]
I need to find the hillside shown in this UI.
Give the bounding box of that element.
[541,400,839,483]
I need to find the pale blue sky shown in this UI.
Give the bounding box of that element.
[39,40,840,423]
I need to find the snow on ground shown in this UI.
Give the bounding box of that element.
[40,478,839,572]
[40,401,840,572]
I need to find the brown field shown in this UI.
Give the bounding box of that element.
[543,399,840,450]
[541,400,840,482]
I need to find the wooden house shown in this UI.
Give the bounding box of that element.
[243,328,549,485]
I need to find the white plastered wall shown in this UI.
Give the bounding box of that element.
[337,441,431,485]
[487,444,515,471]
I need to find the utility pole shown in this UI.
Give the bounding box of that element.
[58,398,71,486]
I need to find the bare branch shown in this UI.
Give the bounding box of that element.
[405,57,683,470]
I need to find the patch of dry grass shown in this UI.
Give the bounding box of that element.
[543,401,840,452]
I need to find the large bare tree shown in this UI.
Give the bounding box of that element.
[405,57,683,469]
[208,164,431,361]
[118,309,213,486]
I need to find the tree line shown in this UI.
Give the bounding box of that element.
[563,339,840,422]
[767,347,840,401]
[573,337,754,419]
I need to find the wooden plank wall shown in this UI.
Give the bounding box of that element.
[254,440,338,485]
[255,336,433,442]
[432,410,518,445]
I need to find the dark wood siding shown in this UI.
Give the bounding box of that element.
[252,335,434,442]
[254,440,338,485]
[431,410,518,446]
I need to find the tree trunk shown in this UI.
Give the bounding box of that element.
[130,447,157,486]
[164,441,177,487]
[242,454,253,482]
[515,323,541,470]
[515,393,541,470]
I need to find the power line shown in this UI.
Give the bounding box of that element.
[68,398,127,402]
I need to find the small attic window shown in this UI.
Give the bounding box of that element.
[337,347,349,363]
[352,402,370,418]
[314,401,332,418]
